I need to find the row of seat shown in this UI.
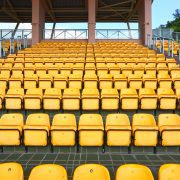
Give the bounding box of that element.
[0,162,180,180]
[0,113,179,147]
[0,73,180,90]
[0,88,179,110]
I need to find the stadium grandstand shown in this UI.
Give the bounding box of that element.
[0,0,180,179]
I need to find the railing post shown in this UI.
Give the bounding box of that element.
[162,37,164,54]
[24,35,27,48]
[17,35,21,51]
[168,39,170,57]
[171,39,174,58]
[10,34,14,54]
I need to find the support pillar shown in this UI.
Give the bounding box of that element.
[32,0,45,45]
[88,0,96,43]
[138,0,152,45]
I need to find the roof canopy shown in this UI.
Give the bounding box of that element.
[0,0,139,23]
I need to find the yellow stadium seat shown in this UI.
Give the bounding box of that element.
[0,162,24,180]
[24,67,35,76]
[157,63,169,74]
[139,88,157,109]
[60,64,71,75]
[172,73,180,89]
[78,114,104,146]
[96,63,108,75]
[0,74,8,89]
[72,64,84,75]
[145,64,156,76]
[121,64,133,77]
[158,164,180,180]
[0,88,5,109]
[24,74,38,89]
[23,114,50,146]
[115,164,154,180]
[9,74,23,89]
[99,74,113,89]
[51,114,77,146]
[120,89,138,109]
[85,63,96,74]
[38,74,53,89]
[68,74,82,89]
[84,73,98,89]
[108,64,120,75]
[132,114,158,146]
[82,89,99,110]
[0,114,23,146]
[157,88,176,109]
[43,88,61,110]
[73,164,110,180]
[24,88,43,109]
[158,74,172,89]
[113,74,127,90]
[143,74,157,90]
[54,74,68,89]
[0,67,11,78]
[5,88,24,109]
[101,89,119,110]
[36,67,47,76]
[128,74,143,89]
[158,114,180,146]
[29,164,67,180]
[47,66,59,76]
[62,89,80,110]
[106,114,131,146]
[133,64,145,76]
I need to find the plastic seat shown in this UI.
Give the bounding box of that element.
[157,63,169,74]
[24,67,35,76]
[60,64,71,75]
[0,162,24,180]
[36,66,47,76]
[99,74,113,89]
[68,74,82,89]
[82,89,99,110]
[106,114,131,146]
[38,74,53,89]
[96,63,108,75]
[132,114,158,146]
[120,89,138,109]
[78,114,104,146]
[158,164,180,180]
[139,88,157,109]
[5,88,24,109]
[9,74,23,89]
[121,64,133,77]
[101,89,119,110]
[0,114,24,146]
[29,164,67,180]
[172,73,180,89]
[54,74,68,89]
[113,74,127,90]
[128,74,143,89]
[73,164,110,180]
[143,74,157,89]
[108,64,120,75]
[0,88,5,109]
[0,74,8,89]
[133,64,145,76]
[51,114,77,146]
[23,114,50,146]
[43,88,61,110]
[158,114,180,146]
[83,73,98,89]
[47,66,59,76]
[158,73,172,89]
[24,88,43,109]
[157,88,176,109]
[62,89,80,110]
[24,74,38,89]
[145,64,156,76]
[115,164,154,180]
[85,63,96,74]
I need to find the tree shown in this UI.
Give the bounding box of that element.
[173,9,180,19]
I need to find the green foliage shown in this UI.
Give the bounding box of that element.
[166,9,180,32]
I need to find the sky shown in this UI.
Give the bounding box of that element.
[0,0,179,30]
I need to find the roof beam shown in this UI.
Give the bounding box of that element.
[2,0,21,22]
[99,0,134,9]
[41,0,56,22]
[124,0,141,22]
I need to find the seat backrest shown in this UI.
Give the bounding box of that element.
[79,114,103,126]
[0,113,24,126]
[26,114,50,128]
[158,114,180,126]
[115,164,154,180]
[0,162,24,180]
[158,164,180,180]
[28,164,67,180]
[73,164,110,180]
[52,114,76,127]
[132,114,156,126]
[106,114,130,126]
[26,88,43,95]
